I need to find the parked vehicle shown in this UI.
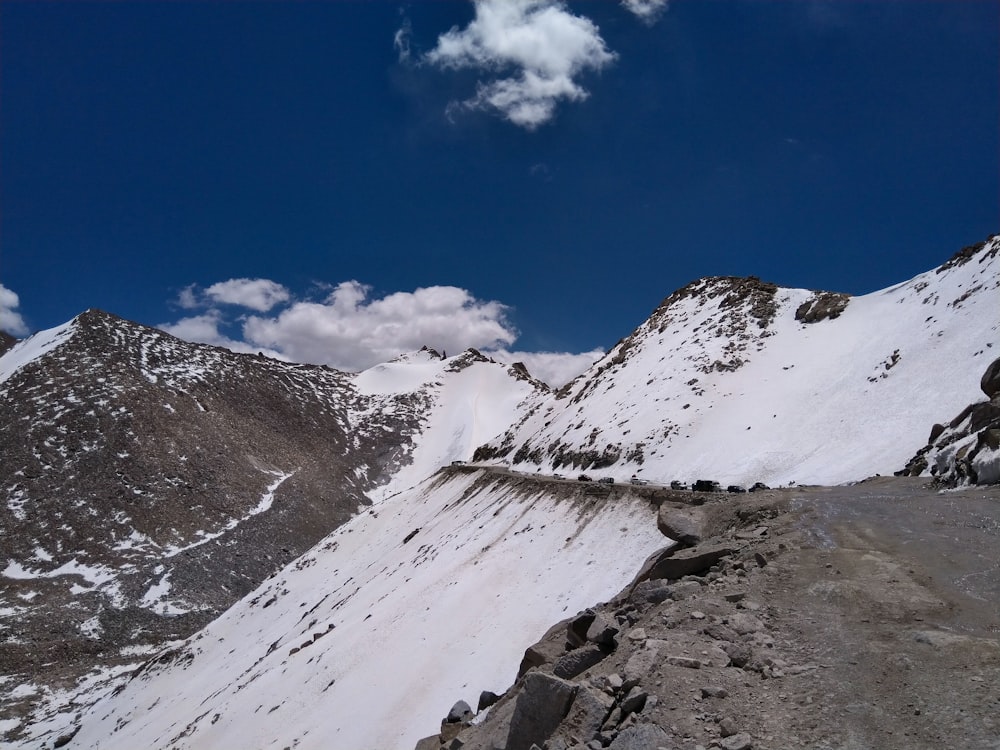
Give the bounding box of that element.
[598,477,615,485]
[693,479,722,492]
[749,481,770,492]
[670,480,688,491]
[727,484,747,494]
[578,474,592,482]
[629,475,648,486]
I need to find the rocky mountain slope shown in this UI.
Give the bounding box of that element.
[479,236,1000,487]
[0,315,543,744]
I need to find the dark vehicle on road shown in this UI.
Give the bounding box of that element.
[727,484,747,493]
[577,474,592,482]
[598,477,614,485]
[693,479,722,492]
[749,482,770,492]
[670,480,688,490]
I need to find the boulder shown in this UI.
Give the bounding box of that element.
[585,613,619,647]
[726,612,765,635]
[667,579,704,600]
[553,644,608,679]
[982,356,1000,399]
[414,735,441,750]
[555,685,613,742]
[646,543,738,581]
[607,723,672,749]
[504,672,578,750]
[447,700,474,724]
[628,579,673,605]
[619,686,647,715]
[720,732,754,750]
[721,641,752,668]
[623,640,667,683]
[969,402,1000,432]
[455,697,517,750]
[478,690,501,712]
[518,618,572,677]
[567,610,598,648]
[982,428,1000,451]
[440,722,464,744]
[656,503,707,546]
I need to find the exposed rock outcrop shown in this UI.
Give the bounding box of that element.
[900,355,1000,485]
[417,493,792,750]
[794,290,850,323]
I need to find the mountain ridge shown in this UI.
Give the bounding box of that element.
[0,309,545,742]
[479,236,1000,487]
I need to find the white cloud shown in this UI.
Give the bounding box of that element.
[394,17,412,62]
[0,284,29,337]
[204,278,290,312]
[158,310,285,359]
[161,278,601,385]
[621,0,669,25]
[175,278,291,312]
[424,0,615,129]
[177,284,200,310]
[492,348,604,388]
[241,282,518,371]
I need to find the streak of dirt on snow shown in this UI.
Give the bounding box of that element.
[68,470,667,750]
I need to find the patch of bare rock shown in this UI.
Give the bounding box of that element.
[416,480,1000,750]
[900,355,1000,485]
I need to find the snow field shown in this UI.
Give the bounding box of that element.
[0,320,75,386]
[69,470,668,750]
[355,355,543,499]
[501,244,1000,486]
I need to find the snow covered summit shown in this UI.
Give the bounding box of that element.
[479,236,1000,486]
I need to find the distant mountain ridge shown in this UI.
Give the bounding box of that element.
[0,310,544,741]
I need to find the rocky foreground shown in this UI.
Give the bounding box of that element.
[417,477,1000,750]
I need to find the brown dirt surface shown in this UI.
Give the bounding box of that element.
[441,475,1000,750]
[755,477,1000,749]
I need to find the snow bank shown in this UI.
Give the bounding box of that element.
[68,470,666,750]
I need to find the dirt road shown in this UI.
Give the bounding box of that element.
[434,474,1000,750]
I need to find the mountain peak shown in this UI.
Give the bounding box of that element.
[935,234,1000,274]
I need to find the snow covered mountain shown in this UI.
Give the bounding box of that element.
[65,469,667,750]
[479,236,1000,487]
[0,315,543,744]
[1,235,998,749]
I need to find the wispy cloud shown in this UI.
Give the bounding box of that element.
[176,278,291,313]
[160,278,599,386]
[621,0,669,25]
[0,284,29,337]
[420,0,616,129]
[393,16,412,62]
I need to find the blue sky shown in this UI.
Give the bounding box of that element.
[1,0,997,384]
